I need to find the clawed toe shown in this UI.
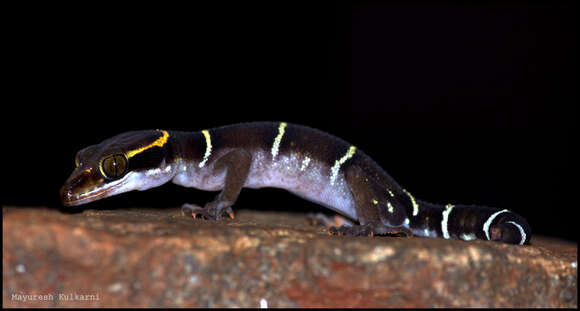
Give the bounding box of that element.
[223,206,235,220]
[180,202,235,220]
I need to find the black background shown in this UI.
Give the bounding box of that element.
[3,2,576,242]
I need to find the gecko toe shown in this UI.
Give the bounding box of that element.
[181,203,210,219]
[181,201,235,221]
[307,213,355,229]
[224,206,235,219]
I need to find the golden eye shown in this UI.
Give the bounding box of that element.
[75,153,81,167]
[100,154,128,179]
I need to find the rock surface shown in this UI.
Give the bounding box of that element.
[2,206,577,307]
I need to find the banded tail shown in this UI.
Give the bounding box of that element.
[407,200,531,245]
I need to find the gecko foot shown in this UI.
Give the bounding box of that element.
[306,213,354,228]
[329,224,374,236]
[181,201,235,221]
[329,223,413,237]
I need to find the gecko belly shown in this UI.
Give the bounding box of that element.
[171,150,358,220]
[243,151,358,220]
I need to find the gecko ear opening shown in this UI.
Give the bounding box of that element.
[100,154,128,179]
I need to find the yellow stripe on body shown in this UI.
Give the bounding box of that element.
[300,156,311,171]
[199,130,212,168]
[126,129,170,158]
[271,122,287,160]
[403,188,420,216]
[330,145,356,186]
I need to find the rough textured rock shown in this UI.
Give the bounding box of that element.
[2,206,577,307]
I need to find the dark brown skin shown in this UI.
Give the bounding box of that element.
[331,164,413,236]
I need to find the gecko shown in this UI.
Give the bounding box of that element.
[60,122,531,244]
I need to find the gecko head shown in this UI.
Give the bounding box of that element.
[60,130,173,206]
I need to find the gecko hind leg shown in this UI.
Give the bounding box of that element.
[180,148,251,221]
[329,164,413,237]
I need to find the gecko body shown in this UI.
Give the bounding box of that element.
[61,122,531,244]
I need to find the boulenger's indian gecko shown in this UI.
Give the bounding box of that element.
[61,122,531,244]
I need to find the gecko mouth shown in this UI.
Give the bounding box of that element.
[60,178,126,206]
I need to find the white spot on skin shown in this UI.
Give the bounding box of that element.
[483,209,509,240]
[330,146,356,186]
[441,204,455,239]
[387,201,394,213]
[199,130,212,168]
[460,233,477,241]
[271,122,287,160]
[145,168,161,176]
[412,227,438,238]
[506,221,526,245]
[180,159,187,171]
[300,156,311,171]
[144,165,171,177]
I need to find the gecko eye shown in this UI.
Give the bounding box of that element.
[100,154,128,179]
[75,153,81,167]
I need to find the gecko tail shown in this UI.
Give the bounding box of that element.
[408,200,531,245]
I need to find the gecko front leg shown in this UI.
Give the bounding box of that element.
[182,149,252,220]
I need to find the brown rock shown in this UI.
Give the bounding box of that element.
[2,206,577,307]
